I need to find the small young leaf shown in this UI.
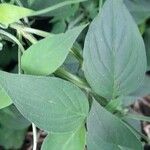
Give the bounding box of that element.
[21,25,86,75]
[0,71,89,133]
[0,85,12,109]
[87,100,142,150]
[0,3,33,27]
[83,0,146,100]
[41,126,86,150]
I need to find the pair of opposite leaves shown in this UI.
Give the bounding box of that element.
[0,0,147,149]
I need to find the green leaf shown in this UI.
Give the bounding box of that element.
[124,0,150,24]
[0,126,26,150]
[0,71,89,133]
[0,105,30,130]
[0,85,12,109]
[21,25,86,75]
[144,28,150,71]
[123,75,150,106]
[87,100,142,150]
[22,0,81,19]
[83,0,146,100]
[0,3,33,27]
[41,125,86,150]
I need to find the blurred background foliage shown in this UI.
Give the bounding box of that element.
[0,0,150,149]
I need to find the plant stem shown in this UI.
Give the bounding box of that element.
[12,23,108,106]
[10,23,84,65]
[10,23,53,38]
[99,0,103,10]
[68,13,84,29]
[70,46,83,65]
[0,29,25,53]
[55,68,91,92]
[32,123,38,150]
[30,0,87,16]
[124,113,150,123]
[21,31,37,44]
[16,29,37,150]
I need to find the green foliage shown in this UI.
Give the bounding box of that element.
[0,0,150,149]
[0,3,33,27]
[0,71,89,133]
[21,25,86,75]
[0,85,12,109]
[41,126,86,150]
[87,100,142,150]
[124,0,150,24]
[83,0,146,100]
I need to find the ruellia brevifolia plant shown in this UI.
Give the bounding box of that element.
[0,0,150,149]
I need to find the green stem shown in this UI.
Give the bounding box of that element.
[10,23,53,37]
[54,68,91,92]
[21,31,37,44]
[32,123,37,150]
[30,0,86,16]
[10,23,84,64]
[124,113,150,123]
[17,31,22,74]
[99,0,103,10]
[16,28,38,150]
[0,29,25,53]
[13,23,108,106]
[70,47,83,65]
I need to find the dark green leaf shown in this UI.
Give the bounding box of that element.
[0,105,30,130]
[83,0,146,100]
[0,71,89,133]
[87,100,142,150]
[124,0,150,24]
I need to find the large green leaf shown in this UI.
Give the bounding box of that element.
[0,85,12,109]
[41,126,86,150]
[87,100,142,150]
[124,0,150,24]
[0,3,33,27]
[0,71,89,133]
[21,25,86,75]
[83,0,146,100]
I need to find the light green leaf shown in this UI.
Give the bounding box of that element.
[87,100,142,150]
[0,85,12,109]
[0,3,34,27]
[41,126,86,150]
[83,0,146,100]
[0,71,89,133]
[21,25,86,75]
